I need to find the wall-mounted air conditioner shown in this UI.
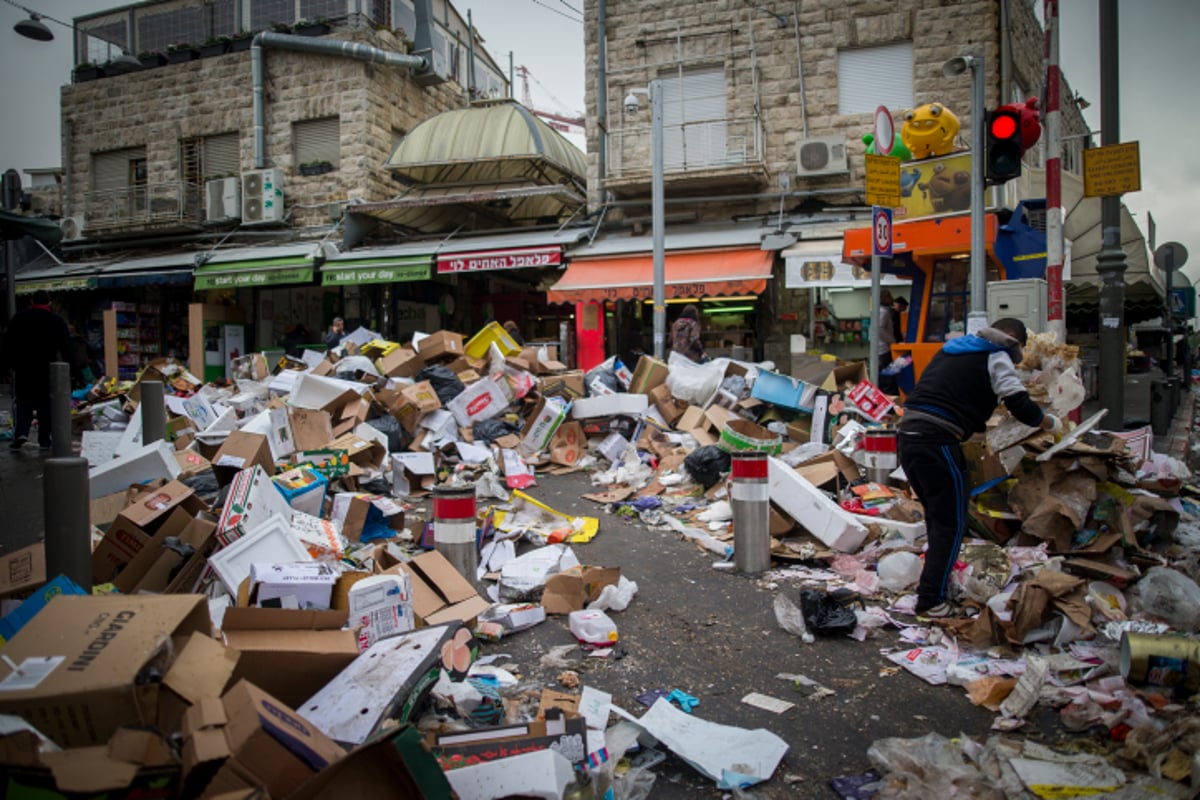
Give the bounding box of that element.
[241,168,285,225]
[795,135,849,177]
[205,177,241,222]
[59,215,85,242]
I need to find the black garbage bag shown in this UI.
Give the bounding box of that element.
[474,417,521,444]
[683,445,731,489]
[182,471,221,507]
[368,413,411,453]
[357,475,392,495]
[585,364,621,396]
[799,589,859,636]
[417,364,466,405]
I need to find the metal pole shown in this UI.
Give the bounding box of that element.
[1,169,20,321]
[968,55,988,331]
[731,451,771,573]
[44,457,92,592]
[1165,252,1175,385]
[1096,0,1126,422]
[869,252,881,384]
[140,380,165,444]
[49,362,71,457]
[432,486,478,583]
[650,79,666,360]
[1044,0,1067,342]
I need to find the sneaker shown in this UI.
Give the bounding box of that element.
[916,601,957,619]
[8,436,27,451]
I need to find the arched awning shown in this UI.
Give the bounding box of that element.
[547,248,773,305]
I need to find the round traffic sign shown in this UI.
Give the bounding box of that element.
[873,207,892,254]
[874,106,894,156]
[1155,241,1188,272]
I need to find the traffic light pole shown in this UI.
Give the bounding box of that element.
[1096,0,1126,423]
[968,54,988,332]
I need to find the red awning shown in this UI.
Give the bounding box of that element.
[547,248,773,304]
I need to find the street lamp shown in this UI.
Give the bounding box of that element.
[9,1,141,73]
[943,54,988,332]
[623,80,666,359]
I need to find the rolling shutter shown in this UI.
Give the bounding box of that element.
[660,68,727,170]
[203,132,241,178]
[294,117,341,167]
[837,42,914,116]
[93,147,146,191]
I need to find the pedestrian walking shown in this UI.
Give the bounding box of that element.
[3,290,70,450]
[670,304,705,363]
[324,317,344,350]
[898,318,1061,617]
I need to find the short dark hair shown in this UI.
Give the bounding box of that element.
[31,290,51,305]
[895,296,908,309]
[991,317,1028,346]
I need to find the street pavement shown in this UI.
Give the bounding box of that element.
[0,380,1196,796]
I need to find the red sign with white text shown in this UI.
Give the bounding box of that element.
[436,246,562,274]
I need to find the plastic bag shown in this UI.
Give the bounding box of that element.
[1128,566,1200,632]
[800,589,858,636]
[586,356,621,396]
[367,413,409,453]
[866,733,997,799]
[774,592,815,644]
[683,445,731,489]
[876,552,923,592]
[666,352,725,406]
[416,364,466,405]
[589,576,640,612]
[474,417,521,444]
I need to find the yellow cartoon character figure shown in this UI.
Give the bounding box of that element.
[901,103,961,160]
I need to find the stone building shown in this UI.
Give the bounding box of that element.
[565,0,1095,367]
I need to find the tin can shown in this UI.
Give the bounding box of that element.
[1120,631,1200,694]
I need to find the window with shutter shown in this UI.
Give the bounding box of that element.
[293,117,341,168]
[203,133,241,178]
[659,67,727,170]
[837,42,914,116]
[93,147,147,191]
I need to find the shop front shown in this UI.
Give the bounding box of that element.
[320,249,435,343]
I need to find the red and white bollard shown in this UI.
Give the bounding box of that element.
[731,451,771,573]
[862,428,898,485]
[433,486,478,582]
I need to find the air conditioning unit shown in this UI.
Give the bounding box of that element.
[241,168,285,225]
[205,177,241,222]
[59,215,85,242]
[795,135,849,177]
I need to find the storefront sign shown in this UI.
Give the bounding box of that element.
[195,265,313,290]
[436,246,562,274]
[321,262,429,286]
[16,277,97,294]
[893,152,997,222]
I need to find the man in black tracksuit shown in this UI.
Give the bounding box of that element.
[898,318,1060,616]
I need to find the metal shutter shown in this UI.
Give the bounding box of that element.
[93,147,146,191]
[294,117,341,167]
[837,42,914,116]
[660,68,727,170]
[203,132,241,178]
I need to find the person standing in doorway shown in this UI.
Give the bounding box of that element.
[670,304,705,363]
[324,317,344,350]
[898,318,1061,617]
[3,291,70,451]
[892,296,908,343]
[877,290,898,392]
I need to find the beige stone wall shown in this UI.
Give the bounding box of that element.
[61,29,465,229]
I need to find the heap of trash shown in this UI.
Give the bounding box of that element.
[0,320,1196,798]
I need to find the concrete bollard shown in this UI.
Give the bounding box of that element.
[141,380,166,444]
[862,428,898,485]
[44,457,92,591]
[731,451,771,573]
[433,485,478,582]
[49,361,72,457]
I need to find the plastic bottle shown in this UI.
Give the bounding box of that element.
[569,609,618,646]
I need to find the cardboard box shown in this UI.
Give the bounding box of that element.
[391,452,436,497]
[0,594,212,747]
[415,331,464,363]
[0,543,46,598]
[328,431,387,469]
[446,376,509,427]
[790,354,868,392]
[540,370,586,400]
[182,680,345,800]
[290,513,346,561]
[286,724,453,800]
[111,509,216,594]
[289,408,335,452]
[519,395,569,456]
[649,383,686,425]
[0,575,88,644]
[542,566,620,615]
[91,515,153,585]
[176,448,212,478]
[216,465,294,548]
[750,370,821,412]
[629,355,670,395]
[400,381,442,413]
[212,431,274,488]
[792,450,860,489]
[297,623,466,746]
[376,348,425,379]
[0,727,181,798]
[157,631,240,735]
[272,465,328,517]
[394,550,490,627]
[118,480,207,530]
[571,393,648,419]
[348,573,415,652]
[332,493,406,543]
[249,563,338,609]
[767,456,868,552]
[432,709,588,768]
[88,440,181,499]
[219,608,359,711]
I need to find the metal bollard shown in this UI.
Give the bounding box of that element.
[49,361,72,457]
[862,427,898,485]
[731,451,771,573]
[44,457,92,591]
[140,380,166,444]
[433,485,478,582]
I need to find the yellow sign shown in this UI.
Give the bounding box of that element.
[864,154,901,207]
[1083,141,1141,198]
[893,151,984,222]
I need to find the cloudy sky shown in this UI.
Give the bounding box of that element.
[0,0,1194,284]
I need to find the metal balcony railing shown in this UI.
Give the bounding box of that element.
[606,116,764,180]
[83,181,203,233]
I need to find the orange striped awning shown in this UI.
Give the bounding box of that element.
[547,248,773,305]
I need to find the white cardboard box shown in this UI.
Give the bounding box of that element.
[217,465,294,547]
[88,440,181,499]
[208,517,313,596]
[447,376,509,427]
[571,394,648,419]
[249,561,338,609]
[767,455,868,552]
[347,573,415,652]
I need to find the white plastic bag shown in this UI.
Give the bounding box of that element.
[589,576,639,612]
[1128,566,1200,632]
[876,552,922,592]
[666,351,725,406]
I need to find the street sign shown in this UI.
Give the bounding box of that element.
[872,206,893,258]
[1171,286,1195,319]
[864,154,901,208]
[1082,141,1141,198]
[873,106,894,156]
[1154,241,1188,273]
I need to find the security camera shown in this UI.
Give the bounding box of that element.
[624,91,640,116]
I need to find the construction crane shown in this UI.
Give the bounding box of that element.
[517,65,584,133]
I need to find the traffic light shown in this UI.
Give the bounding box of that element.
[985,106,1023,184]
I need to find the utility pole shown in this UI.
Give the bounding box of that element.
[1043,0,1066,342]
[1095,0,1126,422]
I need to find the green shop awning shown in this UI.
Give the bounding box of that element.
[16,276,98,294]
[321,256,431,286]
[194,256,314,290]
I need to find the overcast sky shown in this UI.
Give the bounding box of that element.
[0,0,1194,285]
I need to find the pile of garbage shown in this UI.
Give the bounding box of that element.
[0,320,1197,798]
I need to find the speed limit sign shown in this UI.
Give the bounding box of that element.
[872,206,893,257]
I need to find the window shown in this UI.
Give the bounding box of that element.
[300,0,347,20]
[837,42,914,115]
[181,133,241,184]
[660,67,728,170]
[394,0,416,38]
[293,117,341,169]
[93,147,147,191]
[923,257,1001,343]
[251,0,295,31]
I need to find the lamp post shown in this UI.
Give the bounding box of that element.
[624,80,666,359]
[9,1,141,72]
[943,54,988,332]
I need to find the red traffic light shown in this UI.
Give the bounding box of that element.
[990,113,1018,139]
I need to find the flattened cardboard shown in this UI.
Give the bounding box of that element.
[117,480,207,531]
[1,728,181,797]
[432,709,587,767]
